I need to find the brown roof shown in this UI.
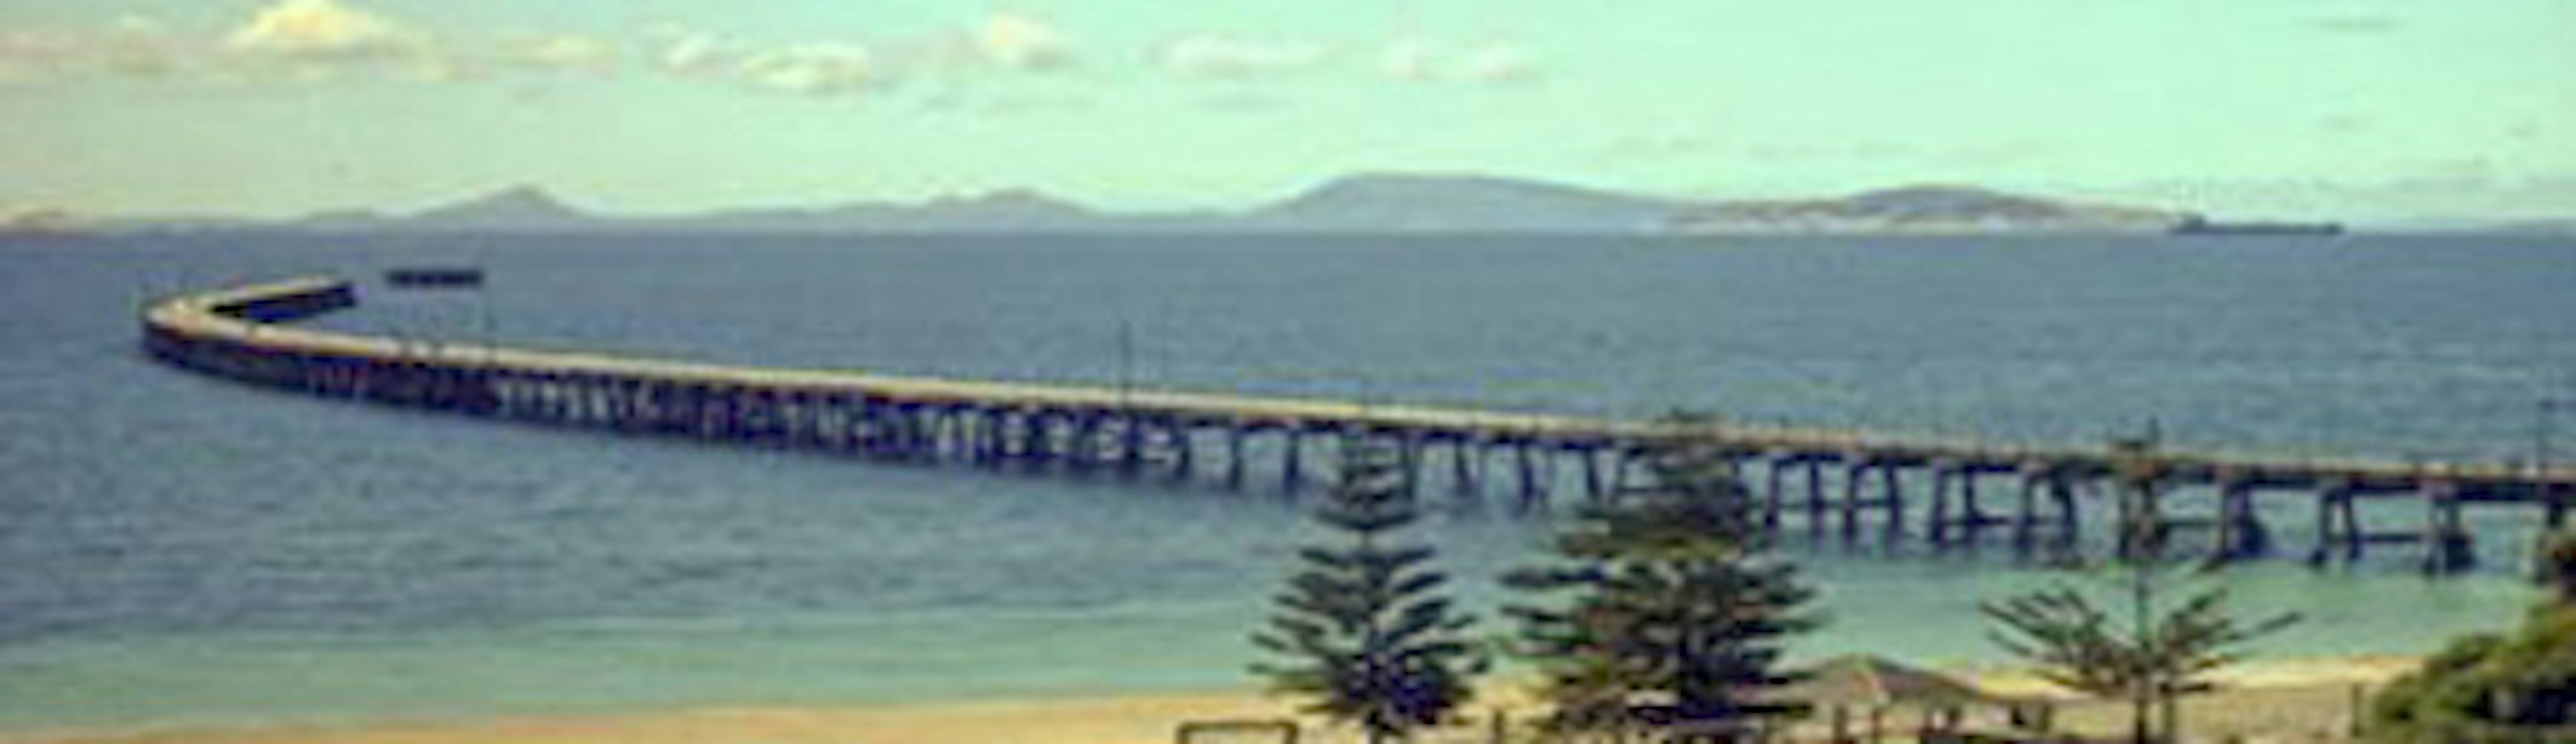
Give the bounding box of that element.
[1777,655,2003,708]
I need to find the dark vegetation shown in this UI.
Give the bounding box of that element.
[2368,531,2576,743]
[1247,421,2576,743]
[1982,435,2302,744]
[1253,436,1487,743]
[1502,417,1818,742]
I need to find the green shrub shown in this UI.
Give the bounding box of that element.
[2369,531,2576,743]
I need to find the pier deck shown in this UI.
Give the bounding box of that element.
[144,276,2573,572]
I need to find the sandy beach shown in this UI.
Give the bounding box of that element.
[2,655,2422,744]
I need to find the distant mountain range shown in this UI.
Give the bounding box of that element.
[23,174,2517,236]
[1240,174,1695,232]
[257,174,1729,234]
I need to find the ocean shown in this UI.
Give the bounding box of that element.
[1,231,2567,731]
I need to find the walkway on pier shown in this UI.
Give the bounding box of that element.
[143,276,2573,572]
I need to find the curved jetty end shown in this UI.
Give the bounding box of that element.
[143,276,2573,573]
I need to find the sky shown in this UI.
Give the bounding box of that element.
[1,0,2569,221]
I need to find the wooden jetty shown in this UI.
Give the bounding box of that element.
[142,276,2574,573]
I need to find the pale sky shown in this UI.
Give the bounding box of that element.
[1,0,2569,220]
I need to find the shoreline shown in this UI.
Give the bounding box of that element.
[1,654,2424,744]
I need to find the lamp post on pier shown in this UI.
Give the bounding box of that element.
[2540,397,2570,529]
[2109,418,2167,562]
[1117,319,1134,411]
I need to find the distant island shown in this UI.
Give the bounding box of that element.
[3,207,87,235]
[19,174,2510,237]
[2166,215,2344,237]
[1667,184,2181,235]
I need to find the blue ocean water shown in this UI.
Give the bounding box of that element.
[0,232,2569,731]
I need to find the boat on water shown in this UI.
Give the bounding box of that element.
[2169,215,2343,236]
[384,266,486,288]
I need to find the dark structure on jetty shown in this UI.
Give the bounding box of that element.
[145,277,2571,574]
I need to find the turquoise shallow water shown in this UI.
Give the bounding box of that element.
[1,232,2568,731]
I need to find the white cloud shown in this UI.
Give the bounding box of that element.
[642,25,737,78]
[0,7,1072,95]
[1150,33,1533,87]
[641,13,1065,97]
[224,0,417,60]
[664,37,721,73]
[0,18,190,81]
[209,0,470,83]
[1159,35,1323,78]
[1455,44,1534,83]
[735,43,874,96]
[1380,38,1539,85]
[505,34,618,75]
[977,12,1071,70]
[0,30,81,81]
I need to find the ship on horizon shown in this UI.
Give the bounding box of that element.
[2169,214,2344,236]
